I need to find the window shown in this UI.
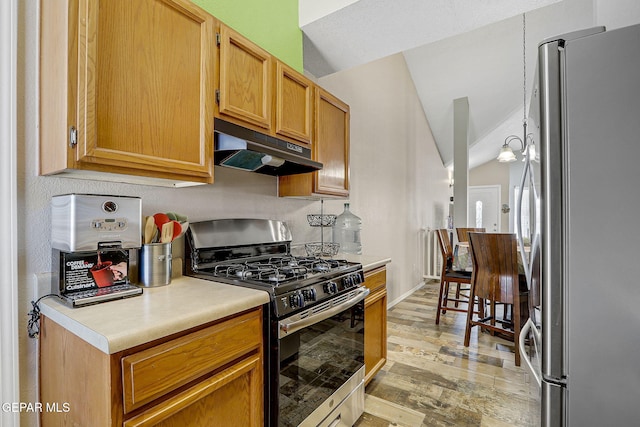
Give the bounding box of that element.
[475,201,483,228]
[514,186,540,245]
[515,186,531,239]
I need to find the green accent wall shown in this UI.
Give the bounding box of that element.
[192,0,303,72]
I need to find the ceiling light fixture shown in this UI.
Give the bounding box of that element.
[497,13,536,163]
[498,133,536,163]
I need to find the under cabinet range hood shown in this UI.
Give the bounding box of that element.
[214,119,322,176]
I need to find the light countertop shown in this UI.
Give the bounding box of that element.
[40,276,270,355]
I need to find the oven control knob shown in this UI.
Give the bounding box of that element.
[302,288,316,302]
[324,281,338,295]
[289,291,304,309]
[353,273,363,285]
[343,276,354,288]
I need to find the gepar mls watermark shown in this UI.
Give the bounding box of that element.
[2,402,71,413]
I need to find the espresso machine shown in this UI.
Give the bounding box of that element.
[51,194,143,307]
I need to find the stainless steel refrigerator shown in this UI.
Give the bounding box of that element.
[517,23,640,427]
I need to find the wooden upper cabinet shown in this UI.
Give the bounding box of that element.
[39,0,216,185]
[314,88,350,196]
[279,87,350,198]
[217,24,273,130]
[275,61,313,145]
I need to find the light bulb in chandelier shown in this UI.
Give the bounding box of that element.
[497,144,517,162]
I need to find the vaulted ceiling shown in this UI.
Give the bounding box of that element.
[299,0,596,169]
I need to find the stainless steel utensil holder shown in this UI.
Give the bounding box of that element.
[139,242,172,287]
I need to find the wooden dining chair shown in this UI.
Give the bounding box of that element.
[434,229,479,325]
[464,232,529,366]
[456,227,486,243]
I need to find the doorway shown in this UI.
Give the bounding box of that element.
[468,185,501,232]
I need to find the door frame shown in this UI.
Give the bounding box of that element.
[1,0,20,424]
[468,185,501,232]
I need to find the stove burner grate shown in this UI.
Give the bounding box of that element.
[212,257,321,284]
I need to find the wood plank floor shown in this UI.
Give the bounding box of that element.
[355,280,540,427]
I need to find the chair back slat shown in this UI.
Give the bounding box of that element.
[468,232,518,304]
[456,227,486,243]
[436,229,453,269]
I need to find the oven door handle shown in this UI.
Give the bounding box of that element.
[278,287,370,338]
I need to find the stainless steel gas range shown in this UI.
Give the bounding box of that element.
[185,219,367,427]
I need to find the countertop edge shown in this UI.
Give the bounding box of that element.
[362,258,392,271]
[40,302,111,353]
[338,254,392,271]
[40,277,270,354]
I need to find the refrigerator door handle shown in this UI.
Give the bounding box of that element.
[519,318,541,387]
[515,151,529,281]
[540,38,566,381]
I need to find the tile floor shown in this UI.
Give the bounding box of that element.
[355,280,540,427]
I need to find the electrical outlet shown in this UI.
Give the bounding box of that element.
[33,272,54,300]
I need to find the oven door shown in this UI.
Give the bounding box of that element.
[277,287,369,427]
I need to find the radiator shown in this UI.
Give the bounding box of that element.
[422,228,441,280]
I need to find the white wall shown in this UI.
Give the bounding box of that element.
[318,53,450,306]
[596,0,640,30]
[16,5,448,425]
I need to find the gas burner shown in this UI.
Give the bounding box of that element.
[310,261,331,272]
[266,273,287,282]
[267,256,299,267]
[293,257,349,272]
[210,259,315,285]
[214,264,254,279]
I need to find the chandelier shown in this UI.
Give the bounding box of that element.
[497,13,536,163]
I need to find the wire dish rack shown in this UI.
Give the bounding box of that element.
[306,214,337,227]
[305,201,339,257]
[305,242,340,257]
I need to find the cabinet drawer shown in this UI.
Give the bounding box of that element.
[123,354,262,427]
[122,309,261,413]
[364,268,386,293]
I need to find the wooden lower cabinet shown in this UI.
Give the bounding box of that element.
[123,354,262,427]
[40,308,263,426]
[364,266,387,385]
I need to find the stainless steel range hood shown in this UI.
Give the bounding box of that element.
[214,118,322,176]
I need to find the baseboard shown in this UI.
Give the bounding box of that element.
[387,281,425,308]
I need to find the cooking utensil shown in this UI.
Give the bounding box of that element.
[175,221,189,239]
[153,213,170,231]
[167,211,188,223]
[143,216,156,244]
[170,220,182,241]
[160,221,174,243]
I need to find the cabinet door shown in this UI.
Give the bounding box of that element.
[218,24,272,130]
[314,88,350,196]
[75,0,214,180]
[275,61,313,145]
[364,268,387,385]
[40,316,115,427]
[123,354,263,427]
